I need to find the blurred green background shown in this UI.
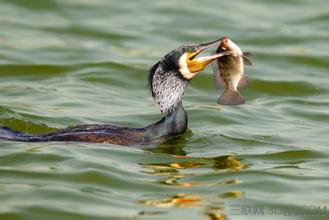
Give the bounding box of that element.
[0,0,328,219]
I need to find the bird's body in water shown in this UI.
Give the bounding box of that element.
[212,37,252,105]
[0,39,229,146]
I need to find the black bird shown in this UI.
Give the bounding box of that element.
[0,39,228,146]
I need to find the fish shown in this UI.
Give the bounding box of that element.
[211,37,252,105]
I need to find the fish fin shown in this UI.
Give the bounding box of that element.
[243,56,253,66]
[211,60,226,89]
[238,74,248,88]
[217,90,245,106]
[243,52,253,57]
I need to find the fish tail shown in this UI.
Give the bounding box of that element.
[0,126,43,142]
[217,90,245,106]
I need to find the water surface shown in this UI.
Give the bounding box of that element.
[0,0,328,219]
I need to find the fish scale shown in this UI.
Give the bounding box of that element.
[212,37,252,106]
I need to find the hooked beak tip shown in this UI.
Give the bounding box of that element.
[199,38,222,50]
[190,37,225,60]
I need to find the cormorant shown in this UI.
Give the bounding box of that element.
[0,39,228,146]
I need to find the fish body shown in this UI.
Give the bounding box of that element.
[212,37,252,105]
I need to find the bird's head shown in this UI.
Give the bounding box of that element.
[162,38,229,80]
[149,38,227,115]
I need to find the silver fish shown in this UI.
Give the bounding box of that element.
[211,37,252,105]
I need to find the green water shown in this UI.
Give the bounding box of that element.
[0,0,328,219]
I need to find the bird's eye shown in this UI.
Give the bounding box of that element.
[187,47,194,53]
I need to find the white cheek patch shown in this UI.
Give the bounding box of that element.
[178,53,195,79]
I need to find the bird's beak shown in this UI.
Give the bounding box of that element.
[187,38,229,73]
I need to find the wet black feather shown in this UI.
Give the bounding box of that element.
[148,61,160,97]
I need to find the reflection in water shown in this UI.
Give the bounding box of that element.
[138,210,167,216]
[219,191,243,199]
[144,130,192,156]
[207,212,227,220]
[212,155,248,170]
[143,155,247,172]
[140,154,248,219]
[139,193,201,208]
[142,155,246,187]
[146,144,188,156]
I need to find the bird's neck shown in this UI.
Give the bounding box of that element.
[145,61,190,144]
[142,102,188,144]
[149,62,188,115]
